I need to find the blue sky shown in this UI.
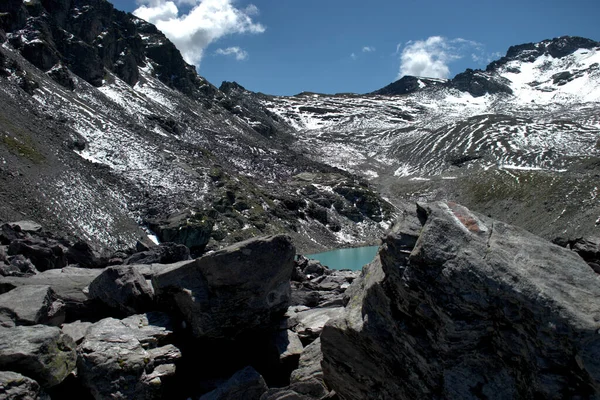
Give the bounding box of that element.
[110,0,599,96]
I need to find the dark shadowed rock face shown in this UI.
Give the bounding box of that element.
[88,265,154,316]
[147,212,214,255]
[153,235,295,339]
[450,69,513,97]
[0,0,217,96]
[370,75,446,96]
[321,201,600,400]
[199,366,267,400]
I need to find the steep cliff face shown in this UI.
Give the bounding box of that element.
[0,0,215,94]
[321,202,600,399]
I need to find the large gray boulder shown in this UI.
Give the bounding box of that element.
[0,325,76,388]
[321,201,600,399]
[0,267,102,319]
[0,285,65,327]
[0,370,42,399]
[88,266,154,315]
[77,315,180,400]
[153,235,295,339]
[0,267,102,303]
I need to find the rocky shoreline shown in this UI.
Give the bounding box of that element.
[1,201,599,399]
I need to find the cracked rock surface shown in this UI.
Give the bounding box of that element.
[321,201,600,399]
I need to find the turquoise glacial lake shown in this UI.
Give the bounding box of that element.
[305,245,379,271]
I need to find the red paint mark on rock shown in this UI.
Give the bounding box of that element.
[447,201,481,233]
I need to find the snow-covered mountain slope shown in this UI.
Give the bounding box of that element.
[256,36,600,240]
[0,0,597,251]
[261,41,600,177]
[0,0,395,254]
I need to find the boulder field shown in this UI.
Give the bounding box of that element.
[0,202,598,399]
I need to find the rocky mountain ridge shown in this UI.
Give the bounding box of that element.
[253,35,600,242]
[0,0,395,255]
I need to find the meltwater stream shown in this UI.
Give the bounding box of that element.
[305,245,379,271]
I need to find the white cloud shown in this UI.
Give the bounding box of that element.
[133,0,265,68]
[350,52,357,60]
[362,46,375,53]
[216,46,248,60]
[397,36,482,79]
[134,1,178,21]
[394,43,402,55]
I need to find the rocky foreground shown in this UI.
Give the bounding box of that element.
[0,202,599,399]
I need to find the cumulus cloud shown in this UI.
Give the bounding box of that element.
[215,46,248,60]
[397,36,482,79]
[350,52,357,60]
[133,0,265,68]
[362,46,375,52]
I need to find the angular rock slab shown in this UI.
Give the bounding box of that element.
[0,325,76,388]
[88,265,154,315]
[0,267,103,321]
[0,285,65,327]
[0,267,102,304]
[290,338,325,385]
[0,370,42,399]
[6,221,43,233]
[321,201,600,399]
[77,315,180,400]
[153,235,295,339]
[273,329,303,364]
[286,306,344,342]
[61,320,93,344]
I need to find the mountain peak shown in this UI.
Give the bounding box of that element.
[487,36,600,72]
[0,0,218,99]
[219,81,248,95]
[371,36,599,98]
[370,75,447,96]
